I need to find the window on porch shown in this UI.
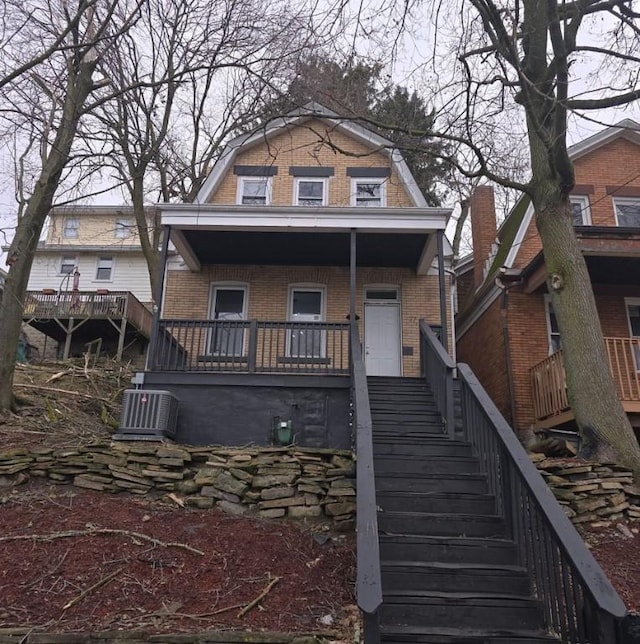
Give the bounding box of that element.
[289,288,325,358]
[209,287,247,356]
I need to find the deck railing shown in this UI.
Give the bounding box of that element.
[419,323,627,643]
[350,323,381,644]
[531,337,640,421]
[23,290,153,337]
[150,319,350,375]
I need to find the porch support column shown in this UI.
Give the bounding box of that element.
[148,225,171,370]
[437,230,448,353]
[349,229,357,326]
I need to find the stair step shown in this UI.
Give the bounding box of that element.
[379,625,559,643]
[376,491,495,514]
[379,535,518,566]
[376,473,488,494]
[379,595,545,631]
[381,561,530,595]
[379,511,506,538]
[373,439,473,457]
[374,455,480,475]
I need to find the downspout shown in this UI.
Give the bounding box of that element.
[496,268,523,429]
[437,230,449,353]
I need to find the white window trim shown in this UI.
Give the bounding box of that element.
[570,195,591,225]
[63,217,79,239]
[544,295,561,355]
[236,176,273,206]
[613,197,640,227]
[59,255,78,276]
[208,283,249,320]
[364,285,400,303]
[287,284,326,321]
[350,178,386,207]
[115,218,133,239]
[287,285,326,359]
[207,284,249,357]
[94,256,115,282]
[294,177,327,206]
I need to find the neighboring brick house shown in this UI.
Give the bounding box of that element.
[456,120,640,439]
[17,206,155,361]
[136,103,454,447]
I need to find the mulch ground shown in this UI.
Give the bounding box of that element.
[0,482,356,638]
[0,360,638,638]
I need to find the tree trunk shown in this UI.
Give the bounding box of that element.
[131,176,160,302]
[0,59,96,410]
[535,198,640,477]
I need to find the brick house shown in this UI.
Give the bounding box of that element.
[456,120,640,439]
[17,206,155,361]
[136,103,453,447]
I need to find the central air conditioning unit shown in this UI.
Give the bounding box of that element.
[115,389,179,441]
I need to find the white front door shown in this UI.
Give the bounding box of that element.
[364,302,402,376]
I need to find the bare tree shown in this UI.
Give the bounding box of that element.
[368,0,640,474]
[0,0,142,410]
[85,0,325,299]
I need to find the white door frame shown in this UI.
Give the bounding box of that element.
[363,286,402,376]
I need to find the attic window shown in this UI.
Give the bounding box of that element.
[296,179,326,206]
[352,179,385,207]
[63,217,79,238]
[238,177,272,206]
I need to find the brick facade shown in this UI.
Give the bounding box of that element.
[164,265,452,377]
[458,130,640,433]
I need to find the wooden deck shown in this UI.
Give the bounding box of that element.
[531,337,640,428]
[23,290,153,359]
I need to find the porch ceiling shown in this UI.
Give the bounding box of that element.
[178,229,430,269]
[585,254,640,285]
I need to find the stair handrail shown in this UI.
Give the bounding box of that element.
[350,323,381,643]
[457,362,627,643]
[419,320,455,437]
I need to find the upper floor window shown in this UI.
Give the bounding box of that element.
[60,256,76,275]
[115,218,133,238]
[95,256,113,281]
[238,177,272,205]
[352,179,385,207]
[613,198,640,227]
[296,179,326,206]
[63,217,79,238]
[570,196,591,225]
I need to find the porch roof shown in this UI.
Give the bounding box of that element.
[160,204,451,274]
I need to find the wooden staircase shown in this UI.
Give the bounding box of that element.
[368,376,560,644]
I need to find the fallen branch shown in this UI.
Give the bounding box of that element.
[237,575,280,618]
[0,527,205,555]
[63,566,125,610]
[13,383,114,405]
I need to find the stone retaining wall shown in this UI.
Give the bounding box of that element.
[531,454,640,526]
[0,443,356,531]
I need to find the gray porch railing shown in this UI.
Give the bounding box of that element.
[419,322,627,643]
[350,323,381,644]
[150,319,350,374]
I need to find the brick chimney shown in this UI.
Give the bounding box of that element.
[470,185,498,288]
